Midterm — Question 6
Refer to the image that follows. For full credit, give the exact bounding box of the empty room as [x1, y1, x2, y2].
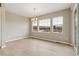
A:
[0, 3, 79, 56]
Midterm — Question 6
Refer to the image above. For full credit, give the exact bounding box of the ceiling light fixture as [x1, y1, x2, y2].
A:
[33, 8, 38, 21]
[31, 8, 38, 22]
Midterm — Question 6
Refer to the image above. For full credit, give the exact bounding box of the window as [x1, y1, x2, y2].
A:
[39, 19, 50, 32]
[32, 18, 38, 32]
[52, 16, 63, 32]
[31, 16, 64, 33]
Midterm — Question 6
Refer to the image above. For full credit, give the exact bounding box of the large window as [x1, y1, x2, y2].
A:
[32, 18, 38, 32]
[31, 16, 63, 33]
[52, 16, 63, 32]
[39, 19, 50, 32]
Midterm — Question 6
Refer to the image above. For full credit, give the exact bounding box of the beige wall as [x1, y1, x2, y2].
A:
[30, 8, 72, 45]
[5, 11, 29, 42]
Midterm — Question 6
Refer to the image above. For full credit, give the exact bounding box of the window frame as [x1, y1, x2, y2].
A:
[31, 16, 64, 34]
[38, 18, 51, 33]
[31, 18, 38, 32]
[52, 16, 64, 33]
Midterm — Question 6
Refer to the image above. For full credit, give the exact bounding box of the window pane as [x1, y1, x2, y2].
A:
[52, 16, 63, 32]
[39, 19, 50, 32]
[53, 17, 58, 25]
[58, 16, 63, 25]
[32, 18, 38, 32]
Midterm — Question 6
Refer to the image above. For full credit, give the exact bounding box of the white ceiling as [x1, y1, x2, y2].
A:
[5, 3, 72, 17]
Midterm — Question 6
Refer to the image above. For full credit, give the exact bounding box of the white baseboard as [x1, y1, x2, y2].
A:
[30, 36, 73, 46]
[0, 45, 6, 48]
[6, 36, 28, 43]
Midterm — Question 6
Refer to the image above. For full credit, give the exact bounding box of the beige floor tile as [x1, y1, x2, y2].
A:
[0, 38, 75, 56]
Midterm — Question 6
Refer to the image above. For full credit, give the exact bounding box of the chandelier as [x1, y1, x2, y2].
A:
[33, 8, 38, 21]
[31, 8, 38, 22]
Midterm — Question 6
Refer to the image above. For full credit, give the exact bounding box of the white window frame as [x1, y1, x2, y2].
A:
[31, 16, 64, 34]
[31, 18, 38, 32]
[52, 16, 64, 33]
[38, 18, 51, 33]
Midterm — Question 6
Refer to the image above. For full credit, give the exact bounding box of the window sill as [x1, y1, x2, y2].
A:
[32, 31, 51, 33]
[51, 32, 63, 34]
[32, 31, 63, 34]
[38, 32, 51, 33]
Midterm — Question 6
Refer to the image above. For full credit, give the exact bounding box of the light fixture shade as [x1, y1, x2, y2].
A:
[33, 8, 38, 21]
[35, 17, 38, 20]
[31, 17, 38, 22]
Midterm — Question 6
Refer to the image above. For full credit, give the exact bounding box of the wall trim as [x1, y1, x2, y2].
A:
[30, 36, 73, 46]
[0, 45, 6, 48]
[6, 36, 28, 43]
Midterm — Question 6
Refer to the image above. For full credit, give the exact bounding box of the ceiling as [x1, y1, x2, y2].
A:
[5, 3, 72, 17]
